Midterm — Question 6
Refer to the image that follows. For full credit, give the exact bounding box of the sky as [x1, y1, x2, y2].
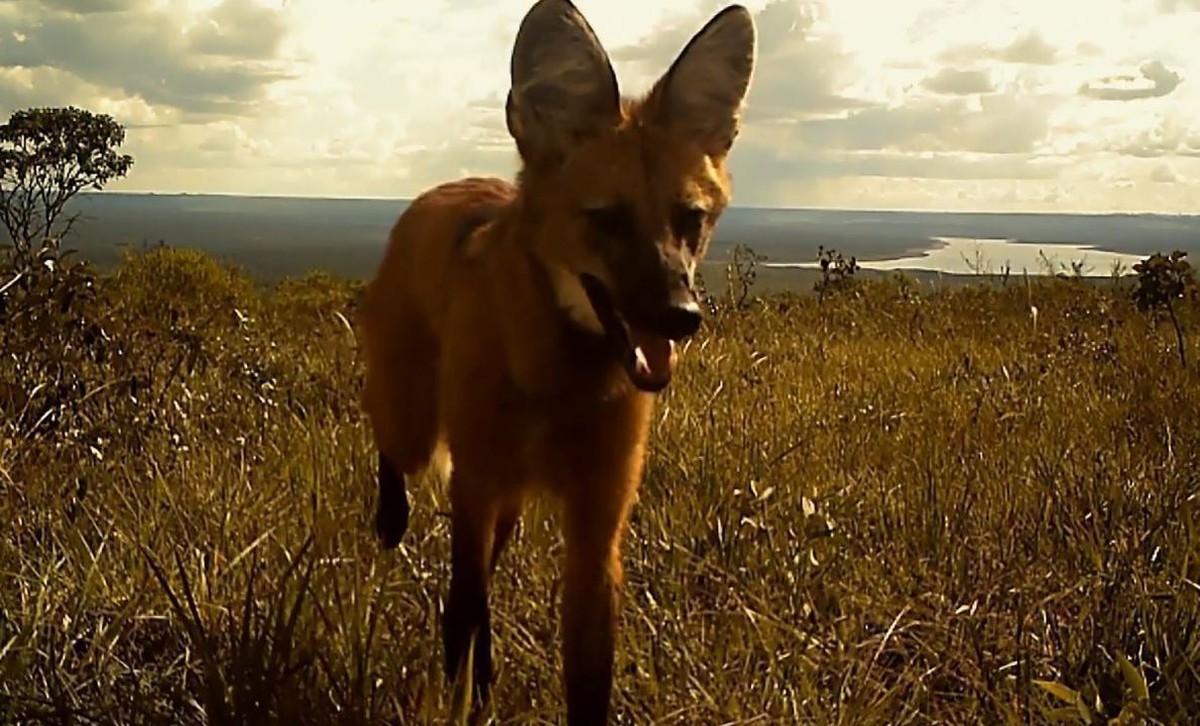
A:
[1, 0, 1198, 213]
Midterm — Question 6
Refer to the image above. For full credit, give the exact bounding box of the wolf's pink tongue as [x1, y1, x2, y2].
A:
[629, 328, 676, 384]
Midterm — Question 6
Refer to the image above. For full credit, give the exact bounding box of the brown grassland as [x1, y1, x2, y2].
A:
[1, 245, 1198, 724]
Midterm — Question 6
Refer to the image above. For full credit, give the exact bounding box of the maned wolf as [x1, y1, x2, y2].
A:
[357, 0, 756, 722]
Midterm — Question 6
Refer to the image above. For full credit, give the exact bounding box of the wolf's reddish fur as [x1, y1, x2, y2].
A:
[357, 1, 756, 723]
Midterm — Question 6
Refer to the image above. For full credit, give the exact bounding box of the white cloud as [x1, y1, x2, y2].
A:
[1159, 0, 1200, 12]
[922, 68, 996, 95]
[940, 29, 1059, 67]
[1150, 164, 1179, 182]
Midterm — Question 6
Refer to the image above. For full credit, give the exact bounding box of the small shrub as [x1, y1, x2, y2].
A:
[814, 244, 860, 302]
[1132, 250, 1198, 367]
[723, 242, 767, 311]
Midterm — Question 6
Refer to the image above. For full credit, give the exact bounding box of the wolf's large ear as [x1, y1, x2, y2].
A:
[506, 0, 621, 165]
[646, 5, 756, 158]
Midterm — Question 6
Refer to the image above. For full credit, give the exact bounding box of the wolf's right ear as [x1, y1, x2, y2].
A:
[506, 0, 621, 165]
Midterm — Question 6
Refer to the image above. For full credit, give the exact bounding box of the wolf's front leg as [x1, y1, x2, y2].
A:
[560, 487, 634, 726]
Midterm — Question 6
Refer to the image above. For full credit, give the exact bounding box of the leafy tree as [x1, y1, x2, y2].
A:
[0, 106, 134, 258]
[1, 108, 134, 421]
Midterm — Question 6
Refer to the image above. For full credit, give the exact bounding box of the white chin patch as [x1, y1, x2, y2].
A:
[548, 264, 605, 334]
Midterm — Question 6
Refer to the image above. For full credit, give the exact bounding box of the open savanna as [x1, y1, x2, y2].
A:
[1, 245, 1197, 725]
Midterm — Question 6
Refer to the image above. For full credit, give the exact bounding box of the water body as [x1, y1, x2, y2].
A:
[35, 192, 1200, 282]
[765, 236, 1149, 278]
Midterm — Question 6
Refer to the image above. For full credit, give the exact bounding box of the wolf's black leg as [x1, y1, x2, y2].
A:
[375, 452, 410, 549]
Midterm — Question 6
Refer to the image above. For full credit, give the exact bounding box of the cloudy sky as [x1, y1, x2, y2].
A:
[1, 0, 1198, 212]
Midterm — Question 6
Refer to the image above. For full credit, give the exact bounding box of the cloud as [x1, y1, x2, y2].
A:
[941, 29, 1059, 67]
[0, 0, 297, 117]
[798, 92, 1055, 155]
[722, 128, 1068, 208]
[760, 149, 1062, 182]
[1150, 164, 1179, 182]
[0, 66, 175, 127]
[197, 121, 260, 156]
[998, 30, 1059, 65]
[187, 1, 290, 58]
[1047, 105, 1200, 163]
[1158, 0, 1200, 11]
[1079, 60, 1184, 100]
[37, 0, 150, 13]
[0, 65, 96, 111]
[613, 3, 1062, 161]
[921, 68, 995, 95]
[609, 0, 869, 122]
[1116, 117, 1200, 157]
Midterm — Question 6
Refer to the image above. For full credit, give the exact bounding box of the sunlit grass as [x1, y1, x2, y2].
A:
[1, 246, 1197, 724]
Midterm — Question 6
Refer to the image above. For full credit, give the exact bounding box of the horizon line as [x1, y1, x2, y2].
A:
[86, 189, 1200, 219]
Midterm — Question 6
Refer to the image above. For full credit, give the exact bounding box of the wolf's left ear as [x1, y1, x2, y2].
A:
[647, 5, 756, 158]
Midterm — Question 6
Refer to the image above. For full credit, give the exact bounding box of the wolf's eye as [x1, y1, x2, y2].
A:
[671, 203, 706, 249]
[582, 203, 635, 239]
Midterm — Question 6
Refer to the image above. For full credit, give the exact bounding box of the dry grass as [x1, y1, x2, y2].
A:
[1, 246, 1197, 724]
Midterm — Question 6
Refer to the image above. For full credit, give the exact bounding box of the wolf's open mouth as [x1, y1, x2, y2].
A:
[578, 273, 678, 393]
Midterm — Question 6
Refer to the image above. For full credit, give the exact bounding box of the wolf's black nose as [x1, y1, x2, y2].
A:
[658, 300, 702, 340]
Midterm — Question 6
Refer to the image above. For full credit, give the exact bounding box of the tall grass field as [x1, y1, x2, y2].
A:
[2, 245, 1197, 724]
